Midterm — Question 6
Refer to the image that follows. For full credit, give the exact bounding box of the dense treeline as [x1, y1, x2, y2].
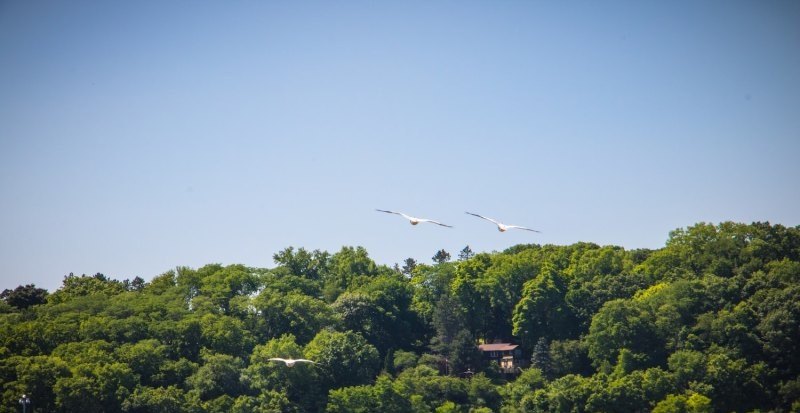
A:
[1, 221, 798, 412]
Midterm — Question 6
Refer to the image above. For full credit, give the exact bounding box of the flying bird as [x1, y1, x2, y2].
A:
[268, 358, 316, 367]
[465, 212, 540, 233]
[376, 209, 453, 228]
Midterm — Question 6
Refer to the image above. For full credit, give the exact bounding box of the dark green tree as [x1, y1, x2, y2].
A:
[531, 337, 552, 379]
[401, 258, 418, 276]
[448, 329, 483, 376]
[432, 249, 451, 264]
[121, 386, 193, 413]
[1, 284, 48, 309]
[431, 294, 466, 355]
[458, 245, 475, 261]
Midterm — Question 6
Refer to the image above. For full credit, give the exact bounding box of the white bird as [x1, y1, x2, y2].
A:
[376, 209, 453, 228]
[268, 358, 316, 367]
[465, 212, 540, 233]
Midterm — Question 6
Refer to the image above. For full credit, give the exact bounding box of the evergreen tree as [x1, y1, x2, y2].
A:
[431, 294, 466, 354]
[458, 245, 475, 261]
[432, 249, 451, 264]
[531, 337, 552, 379]
[402, 258, 418, 276]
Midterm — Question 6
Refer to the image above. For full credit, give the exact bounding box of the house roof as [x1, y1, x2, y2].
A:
[478, 343, 519, 352]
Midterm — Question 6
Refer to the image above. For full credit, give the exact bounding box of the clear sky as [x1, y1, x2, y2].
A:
[1, 1, 799, 292]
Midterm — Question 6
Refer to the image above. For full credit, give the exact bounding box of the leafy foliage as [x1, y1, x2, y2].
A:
[1, 284, 48, 309]
[1, 222, 798, 412]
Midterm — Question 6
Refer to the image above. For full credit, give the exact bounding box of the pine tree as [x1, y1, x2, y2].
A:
[401, 258, 417, 276]
[432, 249, 451, 264]
[531, 337, 552, 379]
[458, 245, 475, 261]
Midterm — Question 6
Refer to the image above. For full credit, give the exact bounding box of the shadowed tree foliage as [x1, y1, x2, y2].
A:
[1, 284, 48, 309]
[458, 246, 475, 261]
[432, 250, 451, 264]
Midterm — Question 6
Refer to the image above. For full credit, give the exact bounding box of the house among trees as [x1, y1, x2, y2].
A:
[478, 342, 523, 373]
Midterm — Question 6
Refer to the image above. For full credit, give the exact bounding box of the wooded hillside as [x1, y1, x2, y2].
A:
[1, 222, 798, 412]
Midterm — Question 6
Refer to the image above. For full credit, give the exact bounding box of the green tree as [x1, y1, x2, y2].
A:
[323, 246, 382, 302]
[502, 368, 546, 407]
[667, 350, 706, 388]
[402, 258, 418, 277]
[549, 339, 592, 377]
[199, 313, 255, 357]
[531, 337, 552, 379]
[458, 246, 475, 261]
[202, 395, 235, 413]
[409, 261, 456, 324]
[468, 373, 502, 411]
[304, 330, 380, 389]
[702, 351, 772, 413]
[0, 355, 70, 413]
[185, 352, 245, 400]
[451, 254, 492, 338]
[253, 291, 335, 344]
[431, 294, 466, 356]
[51, 340, 116, 365]
[448, 329, 482, 376]
[121, 385, 192, 413]
[1, 284, 48, 309]
[585, 299, 662, 369]
[334, 276, 423, 355]
[432, 250, 451, 264]
[115, 339, 169, 386]
[151, 358, 198, 388]
[479, 249, 544, 341]
[652, 392, 712, 413]
[273, 247, 331, 280]
[512, 264, 575, 347]
[326, 375, 411, 413]
[528, 373, 601, 413]
[198, 264, 261, 314]
[231, 392, 297, 413]
[393, 366, 470, 408]
[241, 334, 314, 409]
[750, 265, 800, 376]
[54, 362, 137, 413]
[393, 350, 419, 374]
[48, 273, 126, 304]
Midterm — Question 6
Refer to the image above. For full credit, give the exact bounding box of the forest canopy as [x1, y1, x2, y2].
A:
[1, 221, 799, 412]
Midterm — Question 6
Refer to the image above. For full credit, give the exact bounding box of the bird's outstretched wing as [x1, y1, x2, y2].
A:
[376, 209, 414, 220]
[506, 225, 541, 233]
[378, 209, 449, 226]
[294, 359, 316, 364]
[268, 358, 287, 363]
[419, 219, 453, 228]
[465, 212, 501, 225]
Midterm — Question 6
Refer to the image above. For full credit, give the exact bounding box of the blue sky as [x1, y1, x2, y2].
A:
[1, 1, 799, 292]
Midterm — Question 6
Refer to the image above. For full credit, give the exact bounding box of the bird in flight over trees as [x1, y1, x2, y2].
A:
[268, 358, 316, 367]
[465, 212, 540, 233]
[376, 209, 453, 228]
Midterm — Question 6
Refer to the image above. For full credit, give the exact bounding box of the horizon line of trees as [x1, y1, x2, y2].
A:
[1, 221, 798, 412]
